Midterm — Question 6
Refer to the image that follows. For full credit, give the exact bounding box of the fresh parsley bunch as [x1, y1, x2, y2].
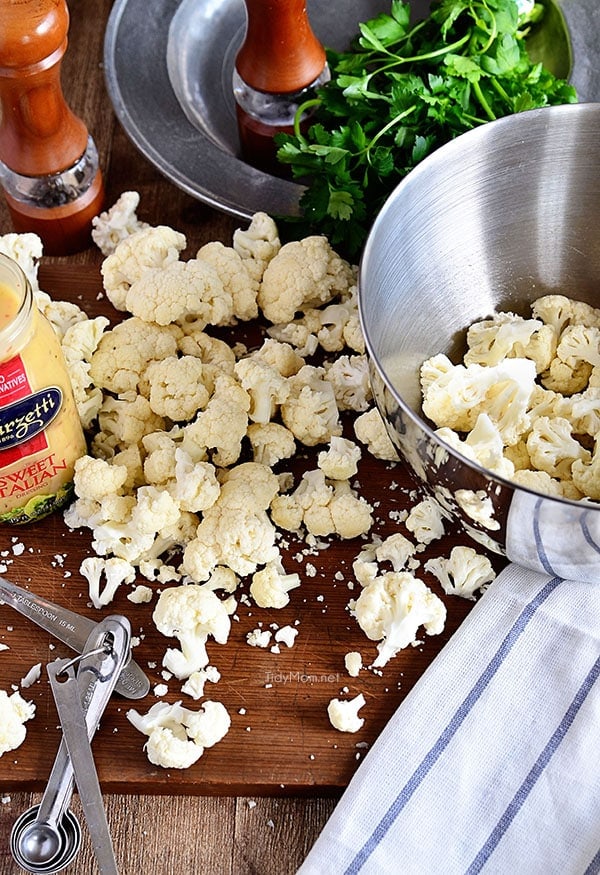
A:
[275, 0, 577, 257]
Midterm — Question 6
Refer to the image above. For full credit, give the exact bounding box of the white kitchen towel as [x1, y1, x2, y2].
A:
[298, 563, 600, 874]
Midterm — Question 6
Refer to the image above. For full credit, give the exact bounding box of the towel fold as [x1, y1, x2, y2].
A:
[298, 563, 600, 874]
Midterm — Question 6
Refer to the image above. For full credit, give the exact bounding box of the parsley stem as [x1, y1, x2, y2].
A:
[292, 98, 322, 140]
[473, 80, 496, 121]
[363, 105, 418, 158]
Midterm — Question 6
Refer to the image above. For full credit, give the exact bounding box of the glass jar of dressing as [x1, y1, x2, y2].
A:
[0, 253, 86, 523]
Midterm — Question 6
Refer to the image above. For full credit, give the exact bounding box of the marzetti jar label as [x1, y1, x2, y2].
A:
[0, 386, 62, 450]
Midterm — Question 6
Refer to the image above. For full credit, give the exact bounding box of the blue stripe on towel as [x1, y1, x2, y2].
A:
[532, 497, 555, 576]
[466, 654, 600, 874]
[583, 846, 600, 875]
[344, 575, 564, 874]
[580, 510, 600, 557]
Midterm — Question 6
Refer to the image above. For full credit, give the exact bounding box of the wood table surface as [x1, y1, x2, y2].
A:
[0, 2, 500, 872]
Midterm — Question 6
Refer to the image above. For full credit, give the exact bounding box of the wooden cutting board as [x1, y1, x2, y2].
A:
[0, 264, 498, 796]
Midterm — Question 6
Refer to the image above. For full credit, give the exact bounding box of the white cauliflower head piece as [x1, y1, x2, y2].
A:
[258, 236, 354, 324]
[152, 584, 231, 679]
[0, 690, 36, 757]
[351, 572, 446, 668]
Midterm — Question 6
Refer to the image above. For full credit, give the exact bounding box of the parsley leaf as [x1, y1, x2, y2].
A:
[276, 0, 577, 258]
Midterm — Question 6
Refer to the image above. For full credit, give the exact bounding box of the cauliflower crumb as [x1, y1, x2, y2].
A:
[344, 651, 363, 677]
[274, 625, 298, 648]
[246, 628, 272, 648]
[20, 663, 42, 689]
[127, 584, 153, 604]
[327, 693, 366, 733]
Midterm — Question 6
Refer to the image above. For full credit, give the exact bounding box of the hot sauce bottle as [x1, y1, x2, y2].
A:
[0, 253, 86, 524]
[233, 0, 330, 174]
[0, 0, 105, 255]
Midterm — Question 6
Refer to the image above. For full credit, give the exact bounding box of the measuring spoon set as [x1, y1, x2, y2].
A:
[0, 576, 151, 874]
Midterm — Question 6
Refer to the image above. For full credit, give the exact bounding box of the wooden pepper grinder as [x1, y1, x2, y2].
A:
[0, 0, 105, 255]
[233, 0, 330, 174]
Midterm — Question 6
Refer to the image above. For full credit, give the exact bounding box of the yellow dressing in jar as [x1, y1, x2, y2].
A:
[0, 253, 87, 524]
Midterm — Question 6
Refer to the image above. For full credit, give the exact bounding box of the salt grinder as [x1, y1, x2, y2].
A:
[0, 0, 105, 255]
[233, 0, 330, 174]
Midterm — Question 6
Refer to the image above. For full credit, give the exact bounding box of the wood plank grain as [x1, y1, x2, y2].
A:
[0, 265, 499, 798]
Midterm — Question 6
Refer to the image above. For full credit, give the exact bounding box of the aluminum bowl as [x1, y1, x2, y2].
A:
[359, 103, 600, 578]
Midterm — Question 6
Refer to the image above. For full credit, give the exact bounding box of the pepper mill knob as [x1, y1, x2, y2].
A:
[233, 0, 330, 174]
[0, 0, 105, 255]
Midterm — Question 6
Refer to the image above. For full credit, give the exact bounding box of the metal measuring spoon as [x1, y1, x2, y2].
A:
[10, 616, 130, 874]
[0, 575, 149, 699]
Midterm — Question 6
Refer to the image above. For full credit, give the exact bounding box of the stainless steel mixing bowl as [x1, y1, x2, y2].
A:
[359, 103, 600, 578]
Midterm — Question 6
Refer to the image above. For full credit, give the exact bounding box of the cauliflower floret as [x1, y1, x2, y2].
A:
[526, 416, 590, 480]
[324, 354, 372, 412]
[541, 358, 592, 395]
[176, 327, 236, 383]
[37, 297, 87, 340]
[247, 422, 296, 467]
[184, 374, 250, 467]
[258, 236, 354, 324]
[267, 314, 320, 358]
[571, 442, 600, 501]
[0, 689, 36, 757]
[182, 464, 280, 579]
[152, 584, 231, 679]
[61, 316, 109, 427]
[234, 357, 290, 424]
[422, 357, 536, 446]
[316, 290, 364, 354]
[145, 726, 203, 769]
[74, 455, 129, 502]
[125, 258, 233, 328]
[280, 365, 342, 446]
[532, 294, 600, 334]
[353, 407, 399, 462]
[249, 559, 301, 608]
[101, 225, 186, 310]
[182, 700, 231, 748]
[425, 545, 496, 600]
[271, 468, 373, 539]
[95, 395, 165, 454]
[90, 317, 180, 396]
[127, 700, 202, 769]
[232, 211, 281, 283]
[567, 387, 600, 437]
[351, 571, 446, 668]
[510, 468, 572, 497]
[327, 693, 366, 733]
[554, 323, 600, 371]
[145, 355, 210, 421]
[79, 555, 136, 608]
[317, 436, 361, 481]
[169, 450, 220, 513]
[375, 532, 417, 571]
[405, 496, 446, 545]
[436, 413, 516, 479]
[0, 232, 43, 292]
[181, 665, 221, 700]
[91, 191, 150, 256]
[196, 240, 258, 322]
[249, 338, 305, 377]
[464, 311, 556, 373]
